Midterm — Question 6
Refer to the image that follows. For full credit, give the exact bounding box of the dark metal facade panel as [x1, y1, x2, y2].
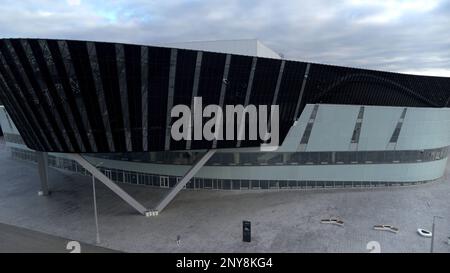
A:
[1, 38, 450, 153]
[123, 44, 143, 151]
[47, 40, 92, 151]
[236, 57, 257, 148]
[0, 73, 41, 149]
[164, 48, 178, 150]
[191, 51, 226, 150]
[24, 39, 75, 152]
[0, 41, 54, 150]
[59, 40, 97, 152]
[212, 54, 231, 149]
[141, 46, 149, 151]
[242, 57, 281, 148]
[86, 41, 114, 152]
[39, 40, 85, 152]
[115, 43, 132, 151]
[8, 39, 66, 151]
[283, 61, 308, 139]
[185, 51, 203, 150]
[147, 46, 171, 151]
[66, 40, 109, 151]
[169, 49, 197, 150]
[217, 54, 253, 149]
[94, 42, 126, 151]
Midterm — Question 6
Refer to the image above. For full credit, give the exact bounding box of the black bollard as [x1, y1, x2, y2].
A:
[243, 220, 251, 242]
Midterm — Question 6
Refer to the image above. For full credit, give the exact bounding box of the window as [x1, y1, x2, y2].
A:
[194, 177, 203, 189]
[260, 180, 269, 189]
[222, 180, 231, 190]
[289, 180, 298, 188]
[319, 152, 331, 164]
[279, 180, 288, 188]
[251, 180, 260, 189]
[269, 180, 279, 189]
[116, 171, 124, 182]
[335, 152, 348, 164]
[204, 179, 212, 189]
[186, 180, 194, 189]
[240, 180, 249, 189]
[298, 181, 307, 188]
[159, 176, 169, 188]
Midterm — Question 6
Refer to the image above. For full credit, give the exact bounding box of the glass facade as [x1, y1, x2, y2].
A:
[88, 147, 448, 166]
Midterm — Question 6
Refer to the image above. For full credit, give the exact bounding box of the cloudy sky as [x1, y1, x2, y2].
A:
[1, 0, 449, 76]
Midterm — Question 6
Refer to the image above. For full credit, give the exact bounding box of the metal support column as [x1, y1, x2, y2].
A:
[154, 150, 216, 213]
[36, 151, 49, 196]
[68, 154, 150, 216]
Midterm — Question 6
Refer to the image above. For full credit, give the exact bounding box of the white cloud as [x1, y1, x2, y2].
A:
[349, 0, 441, 24]
[67, 0, 81, 6]
[0, 0, 449, 77]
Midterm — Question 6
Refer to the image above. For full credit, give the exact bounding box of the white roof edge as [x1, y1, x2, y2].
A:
[162, 38, 259, 45]
[160, 39, 281, 59]
[256, 40, 282, 59]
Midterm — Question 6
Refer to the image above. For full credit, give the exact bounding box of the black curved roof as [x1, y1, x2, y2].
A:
[0, 38, 449, 153]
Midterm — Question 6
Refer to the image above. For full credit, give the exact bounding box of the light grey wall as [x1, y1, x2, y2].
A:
[0, 106, 19, 135]
[285, 104, 450, 152]
[359, 106, 401, 150]
[396, 107, 450, 150]
[161, 39, 281, 59]
[305, 104, 358, 151]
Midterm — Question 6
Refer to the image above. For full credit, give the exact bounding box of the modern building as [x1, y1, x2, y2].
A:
[0, 38, 449, 215]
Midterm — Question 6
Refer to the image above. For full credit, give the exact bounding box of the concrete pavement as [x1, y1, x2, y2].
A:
[0, 222, 117, 253]
[0, 146, 449, 252]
